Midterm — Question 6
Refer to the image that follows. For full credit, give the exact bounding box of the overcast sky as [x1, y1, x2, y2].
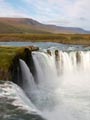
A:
[0, 0, 90, 30]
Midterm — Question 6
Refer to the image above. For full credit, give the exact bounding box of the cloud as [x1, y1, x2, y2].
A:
[23, 0, 66, 21]
[0, 0, 29, 17]
[64, 0, 90, 29]
[21, 0, 90, 29]
[46, 18, 71, 26]
[0, 0, 90, 30]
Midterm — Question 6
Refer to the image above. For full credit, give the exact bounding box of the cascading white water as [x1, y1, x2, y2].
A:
[19, 50, 90, 120]
[19, 59, 37, 101]
[31, 50, 90, 120]
[0, 81, 38, 113]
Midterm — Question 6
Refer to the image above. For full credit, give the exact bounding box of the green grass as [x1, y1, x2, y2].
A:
[0, 47, 23, 80]
[0, 47, 24, 70]
[0, 33, 90, 45]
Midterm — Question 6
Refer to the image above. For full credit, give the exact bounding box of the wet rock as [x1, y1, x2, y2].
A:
[55, 50, 60, 61]
[10, 47, 38, 85]
[47, 50, 51, 56]
[55, 50, 60, 75]
[76, 51, 81, 64]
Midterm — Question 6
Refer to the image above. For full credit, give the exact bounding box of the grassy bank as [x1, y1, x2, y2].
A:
[0, 46, 38, 80]
[0, 34, 90, 45]
[0, 47, 22, 80]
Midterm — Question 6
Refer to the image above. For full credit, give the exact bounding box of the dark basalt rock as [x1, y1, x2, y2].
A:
[55, 50, 60, 61]
[10, 54, 22, 86]
[10, 46, 38, 86]
[47, 50, 51, 56]
[55, 50, 60, 75]
[76, 51, 81, 64]
[0, 69, 10, 81]
[23, 48, 37, 83]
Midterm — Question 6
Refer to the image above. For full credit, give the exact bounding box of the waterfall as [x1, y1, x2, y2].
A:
[32, 50, 90, 120]
[0, 81, 46, 120]
[19, 50, 90, 120]
[32, 50, 90, 80]
[19, 59, 37, 101]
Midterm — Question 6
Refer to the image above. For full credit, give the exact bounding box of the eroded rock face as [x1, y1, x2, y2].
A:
[10, 55, 22, 85]
[23, 48, 37, 83]
[10, 46, 38, 85]
[55, 50, 60, 75]
[0, 46, 39, 81]
[55, 50, 60, 61]
[47, 50, 51, 56]
[0, 69, 10, 80]
[76, 51, 81, 64]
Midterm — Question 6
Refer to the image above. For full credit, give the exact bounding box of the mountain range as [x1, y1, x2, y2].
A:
[0, 17, 90, 34]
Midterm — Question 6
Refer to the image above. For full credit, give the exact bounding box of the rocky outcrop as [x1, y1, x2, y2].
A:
[47, 50, 51, 56]
[76, 51, 81, 64]
[0, 46, 39, 81]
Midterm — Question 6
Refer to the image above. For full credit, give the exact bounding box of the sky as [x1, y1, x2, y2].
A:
[0, 0, 90, 30]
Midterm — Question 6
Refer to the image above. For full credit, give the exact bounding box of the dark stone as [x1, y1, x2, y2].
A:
[55, 50, 60, 61]
[55, 50, 60, 75]
[23, 48, 37, 83]
[47, 50, 51, 56]
[10, 47, 38, 85]
[10, 55, 23, 86]
[0, 69, 10, 81]
[76, 51, 81, 64]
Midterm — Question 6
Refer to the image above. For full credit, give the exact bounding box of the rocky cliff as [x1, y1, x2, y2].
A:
[0, 46, 39, 81]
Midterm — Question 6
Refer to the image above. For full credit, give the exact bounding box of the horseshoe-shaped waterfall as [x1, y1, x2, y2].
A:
[18, 49, 90, 120]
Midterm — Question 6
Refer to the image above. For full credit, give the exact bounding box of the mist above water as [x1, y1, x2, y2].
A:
[19, 50, 90, 120]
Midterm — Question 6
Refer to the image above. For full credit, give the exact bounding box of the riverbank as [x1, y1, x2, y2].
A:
[0, 34, 90, 45]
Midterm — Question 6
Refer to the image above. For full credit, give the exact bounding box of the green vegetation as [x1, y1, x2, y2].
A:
[0, 47, 23, 69]
[0, 33, 90, 45]
[0, 46, 38, 80]
[0, 46, 24, 80]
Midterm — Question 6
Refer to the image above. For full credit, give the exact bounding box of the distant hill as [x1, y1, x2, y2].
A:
[0, 17, 89, 34]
